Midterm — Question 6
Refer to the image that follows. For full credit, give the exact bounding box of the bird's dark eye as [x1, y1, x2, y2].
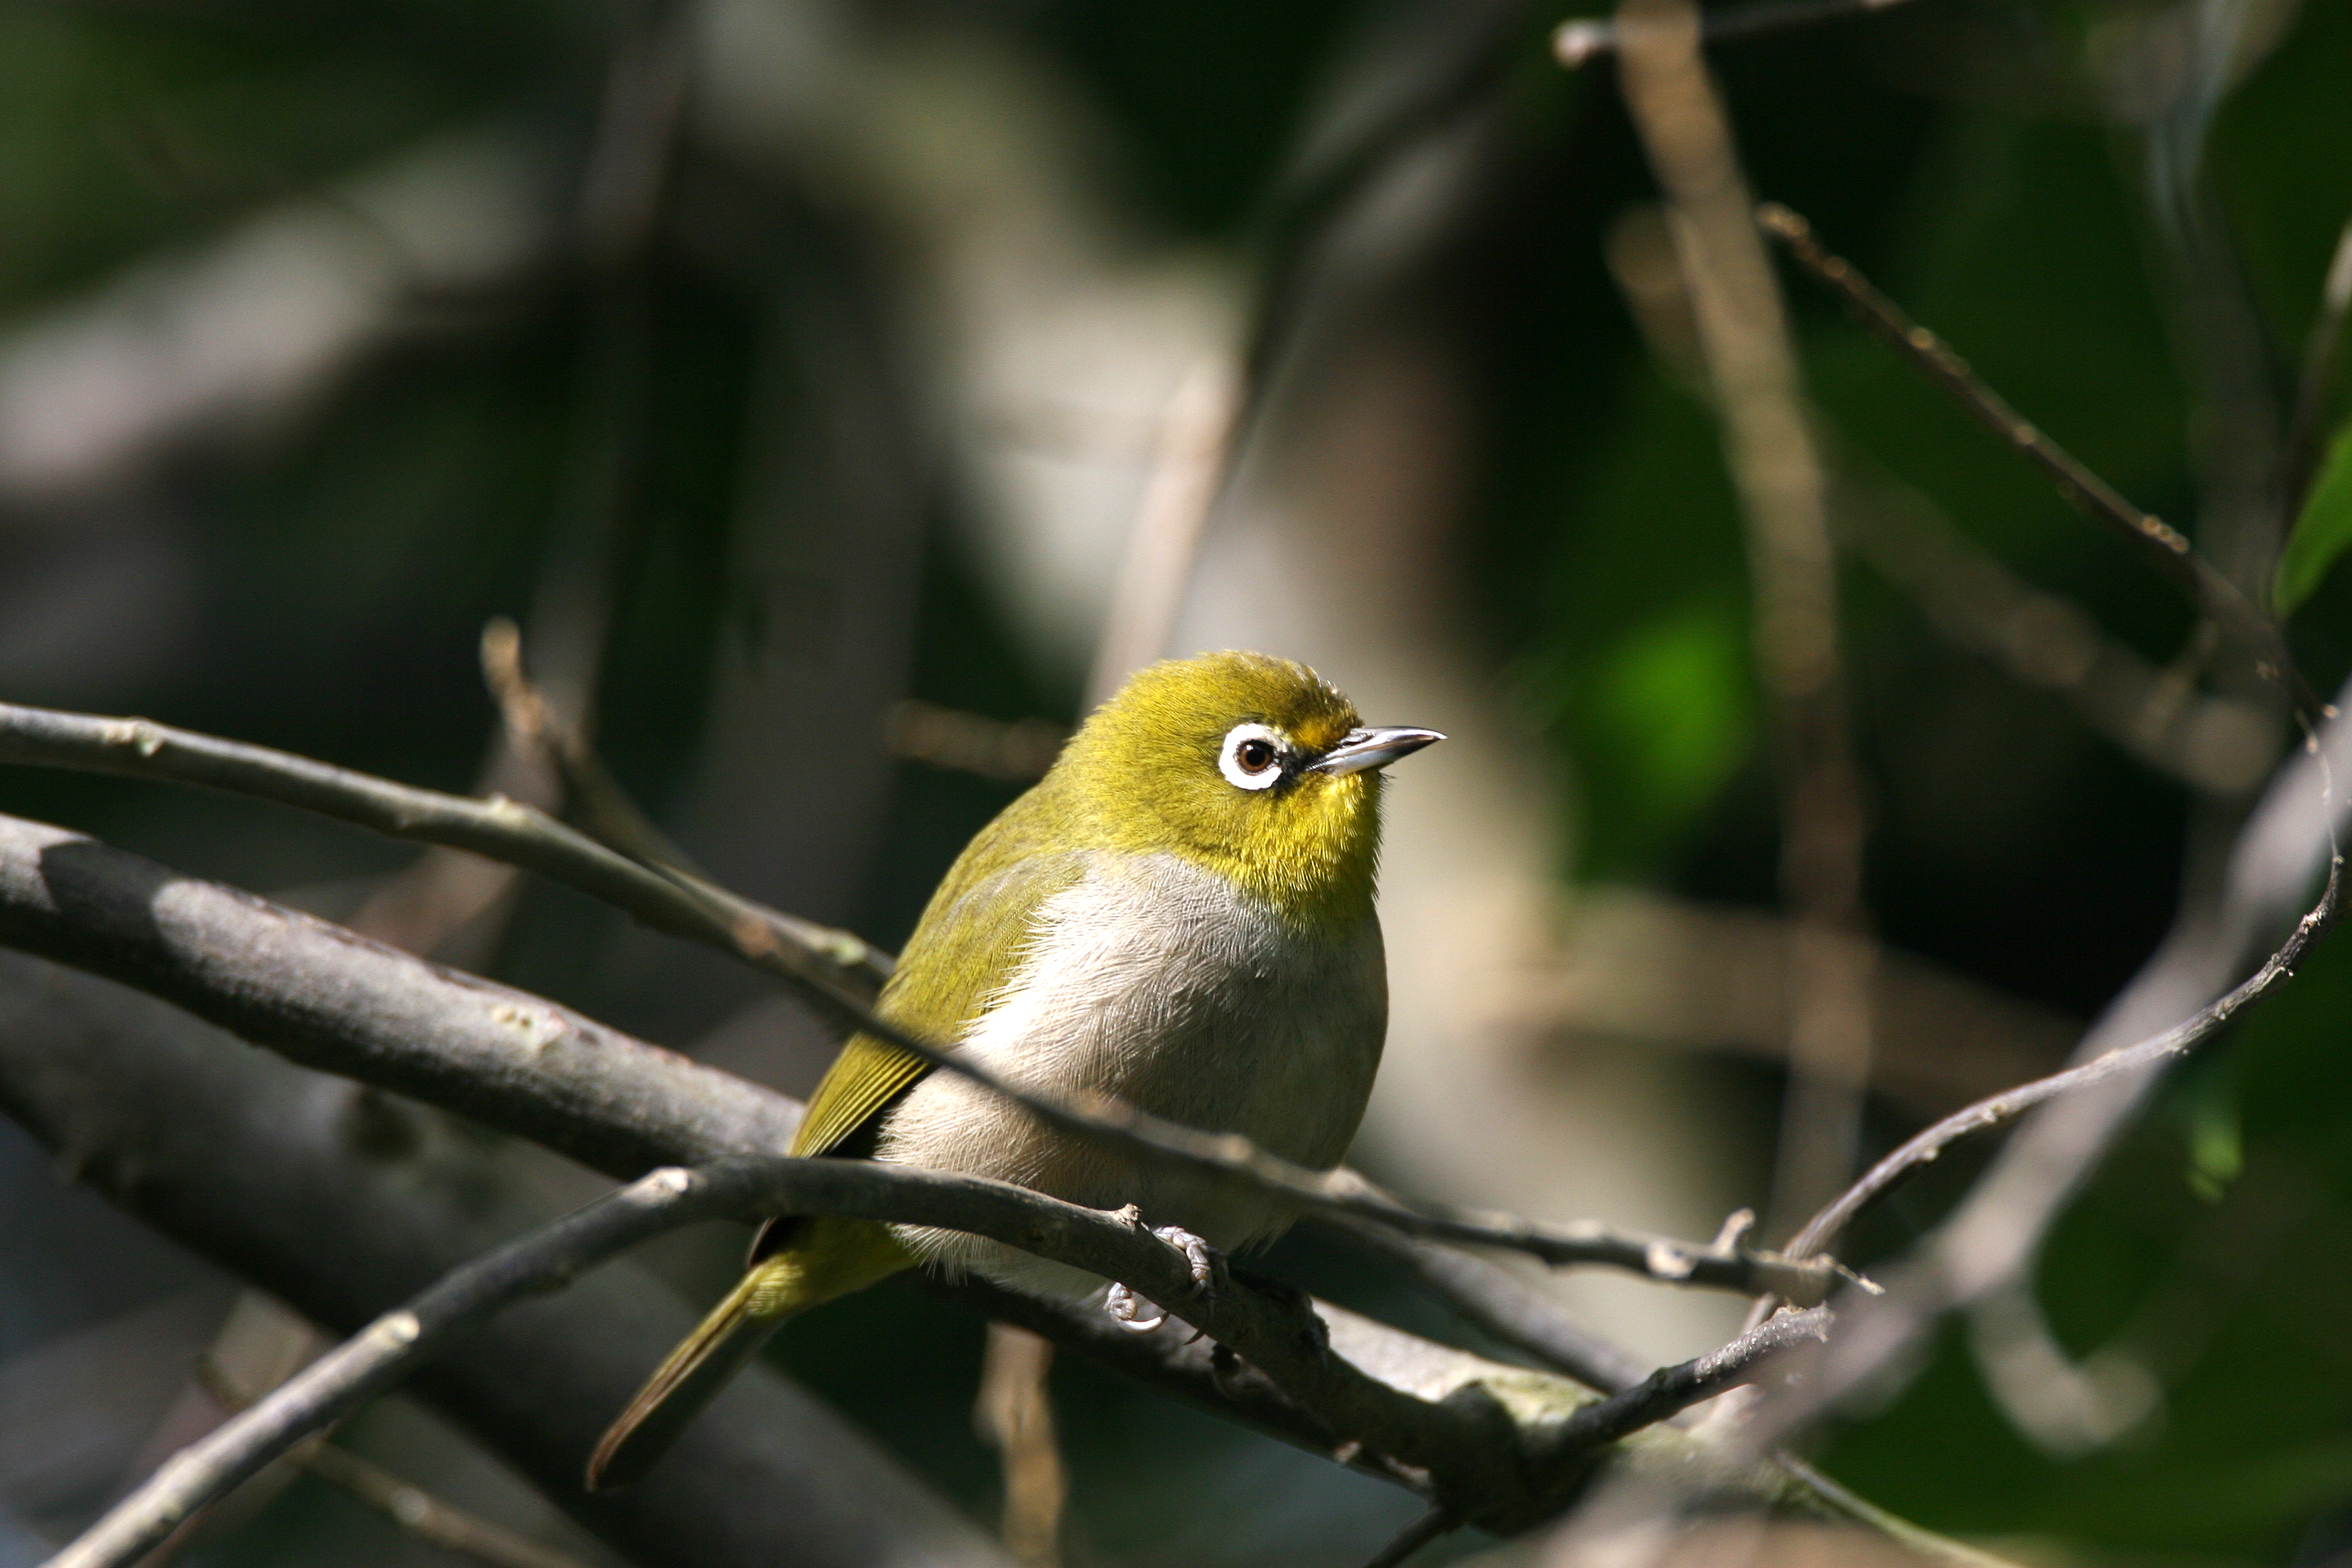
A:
[1218, 724, 1288, 791]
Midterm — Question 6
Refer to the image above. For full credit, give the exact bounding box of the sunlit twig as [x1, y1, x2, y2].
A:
[1757, 202, 2324, 722]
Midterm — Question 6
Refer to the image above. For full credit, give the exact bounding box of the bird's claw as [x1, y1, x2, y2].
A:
[1150, 1224, 1222, 1298]
[1101, 1218, 1224, 1334]
[1104, 1280, 1166, 1333]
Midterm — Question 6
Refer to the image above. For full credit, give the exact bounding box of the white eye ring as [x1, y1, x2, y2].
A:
[1218, 723, 1287, 791]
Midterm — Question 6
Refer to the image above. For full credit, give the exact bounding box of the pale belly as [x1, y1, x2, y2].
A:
[872, 850, 1386, 1296]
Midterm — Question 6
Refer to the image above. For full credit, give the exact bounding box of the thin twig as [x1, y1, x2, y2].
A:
[480, 618, 703, 876]
[44, 1163, 741, 1568]
[1538, 1307, 1832, 1455]
[1356, 1505, 1457, 1568]
[1554, 0, 1920, 68]
[1757, 203, 2323, 722]
[1832, 460, 2278, 795]
[1784, 844, 2341, 1261]
[0, 701, 890, 994]
[0, 718, 1838, 1301]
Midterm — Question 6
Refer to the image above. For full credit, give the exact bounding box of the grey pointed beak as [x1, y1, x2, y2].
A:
[1306, 726, 1446, 777]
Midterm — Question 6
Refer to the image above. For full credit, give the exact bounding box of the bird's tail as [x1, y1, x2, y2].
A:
[586, 1216, 911, 1490]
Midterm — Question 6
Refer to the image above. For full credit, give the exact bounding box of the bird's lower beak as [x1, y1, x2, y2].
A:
[1306, 726, 1446, 777]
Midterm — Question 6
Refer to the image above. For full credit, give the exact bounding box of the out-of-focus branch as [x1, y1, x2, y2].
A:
[1752, 684, 2352, 1449]
[975, 1324, 1066, 1568]
[1608, 199, 2277, 797]
[1834, 464, 2278, 795]
[884, 701, 1066, 785]
[1615, 0, 1875, 1234]
[1553, 0, 1922, 68]
[0, 132, 554, 501]
[1759, 203, 2320, 721]
[0, 709, 1834, 1297]
[1086, 358, 1238, 706]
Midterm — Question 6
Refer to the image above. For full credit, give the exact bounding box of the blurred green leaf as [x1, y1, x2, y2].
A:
[1589, 597, 1755, 836]
[2276, 420, 2352, 613]
[2185, 1080, 2243, 1204]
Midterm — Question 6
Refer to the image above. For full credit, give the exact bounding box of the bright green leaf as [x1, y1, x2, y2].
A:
[2275, 418, 2352, 612]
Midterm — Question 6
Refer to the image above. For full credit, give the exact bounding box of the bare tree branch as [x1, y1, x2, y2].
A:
[0, 947, 1812, 1556]
[1786, 844, 2341, 1263]
[482, 618, 702, 879]
[0, 714, 1839, 1301]
[1745, 679, 2352, 1457]
[46, 1161, 763, 1568]
[1538, 1308, 1830, 1456]
[0, 700, 891, 996]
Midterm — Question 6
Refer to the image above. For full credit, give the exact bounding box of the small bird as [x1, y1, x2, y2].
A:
[587, 650, 1441, 1489]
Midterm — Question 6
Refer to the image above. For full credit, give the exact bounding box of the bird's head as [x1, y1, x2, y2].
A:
[1049, 651, 1442, 931]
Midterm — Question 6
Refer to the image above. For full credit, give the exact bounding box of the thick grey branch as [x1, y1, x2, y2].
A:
[77, 1148, 1639, 1568]
[0, 812, 803, 1178]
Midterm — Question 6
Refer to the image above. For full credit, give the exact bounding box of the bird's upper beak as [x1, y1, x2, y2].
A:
[1305, 726, 1446, 777]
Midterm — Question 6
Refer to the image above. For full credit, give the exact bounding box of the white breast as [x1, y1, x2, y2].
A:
[873, 850, 1385, 1296]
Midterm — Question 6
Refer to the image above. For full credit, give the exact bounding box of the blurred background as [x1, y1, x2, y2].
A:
[1, 0, 2350, 1563]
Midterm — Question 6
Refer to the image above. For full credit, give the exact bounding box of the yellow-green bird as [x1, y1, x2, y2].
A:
[587, 650, 1441, 1489]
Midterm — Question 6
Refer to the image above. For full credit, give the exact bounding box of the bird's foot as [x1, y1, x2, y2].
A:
[1101, 1211, 1224, 1334]
[1150, 1224, 1222, 1299]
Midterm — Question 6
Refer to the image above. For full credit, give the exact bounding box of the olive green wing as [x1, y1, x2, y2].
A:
[787, 789, 1088, 1160]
